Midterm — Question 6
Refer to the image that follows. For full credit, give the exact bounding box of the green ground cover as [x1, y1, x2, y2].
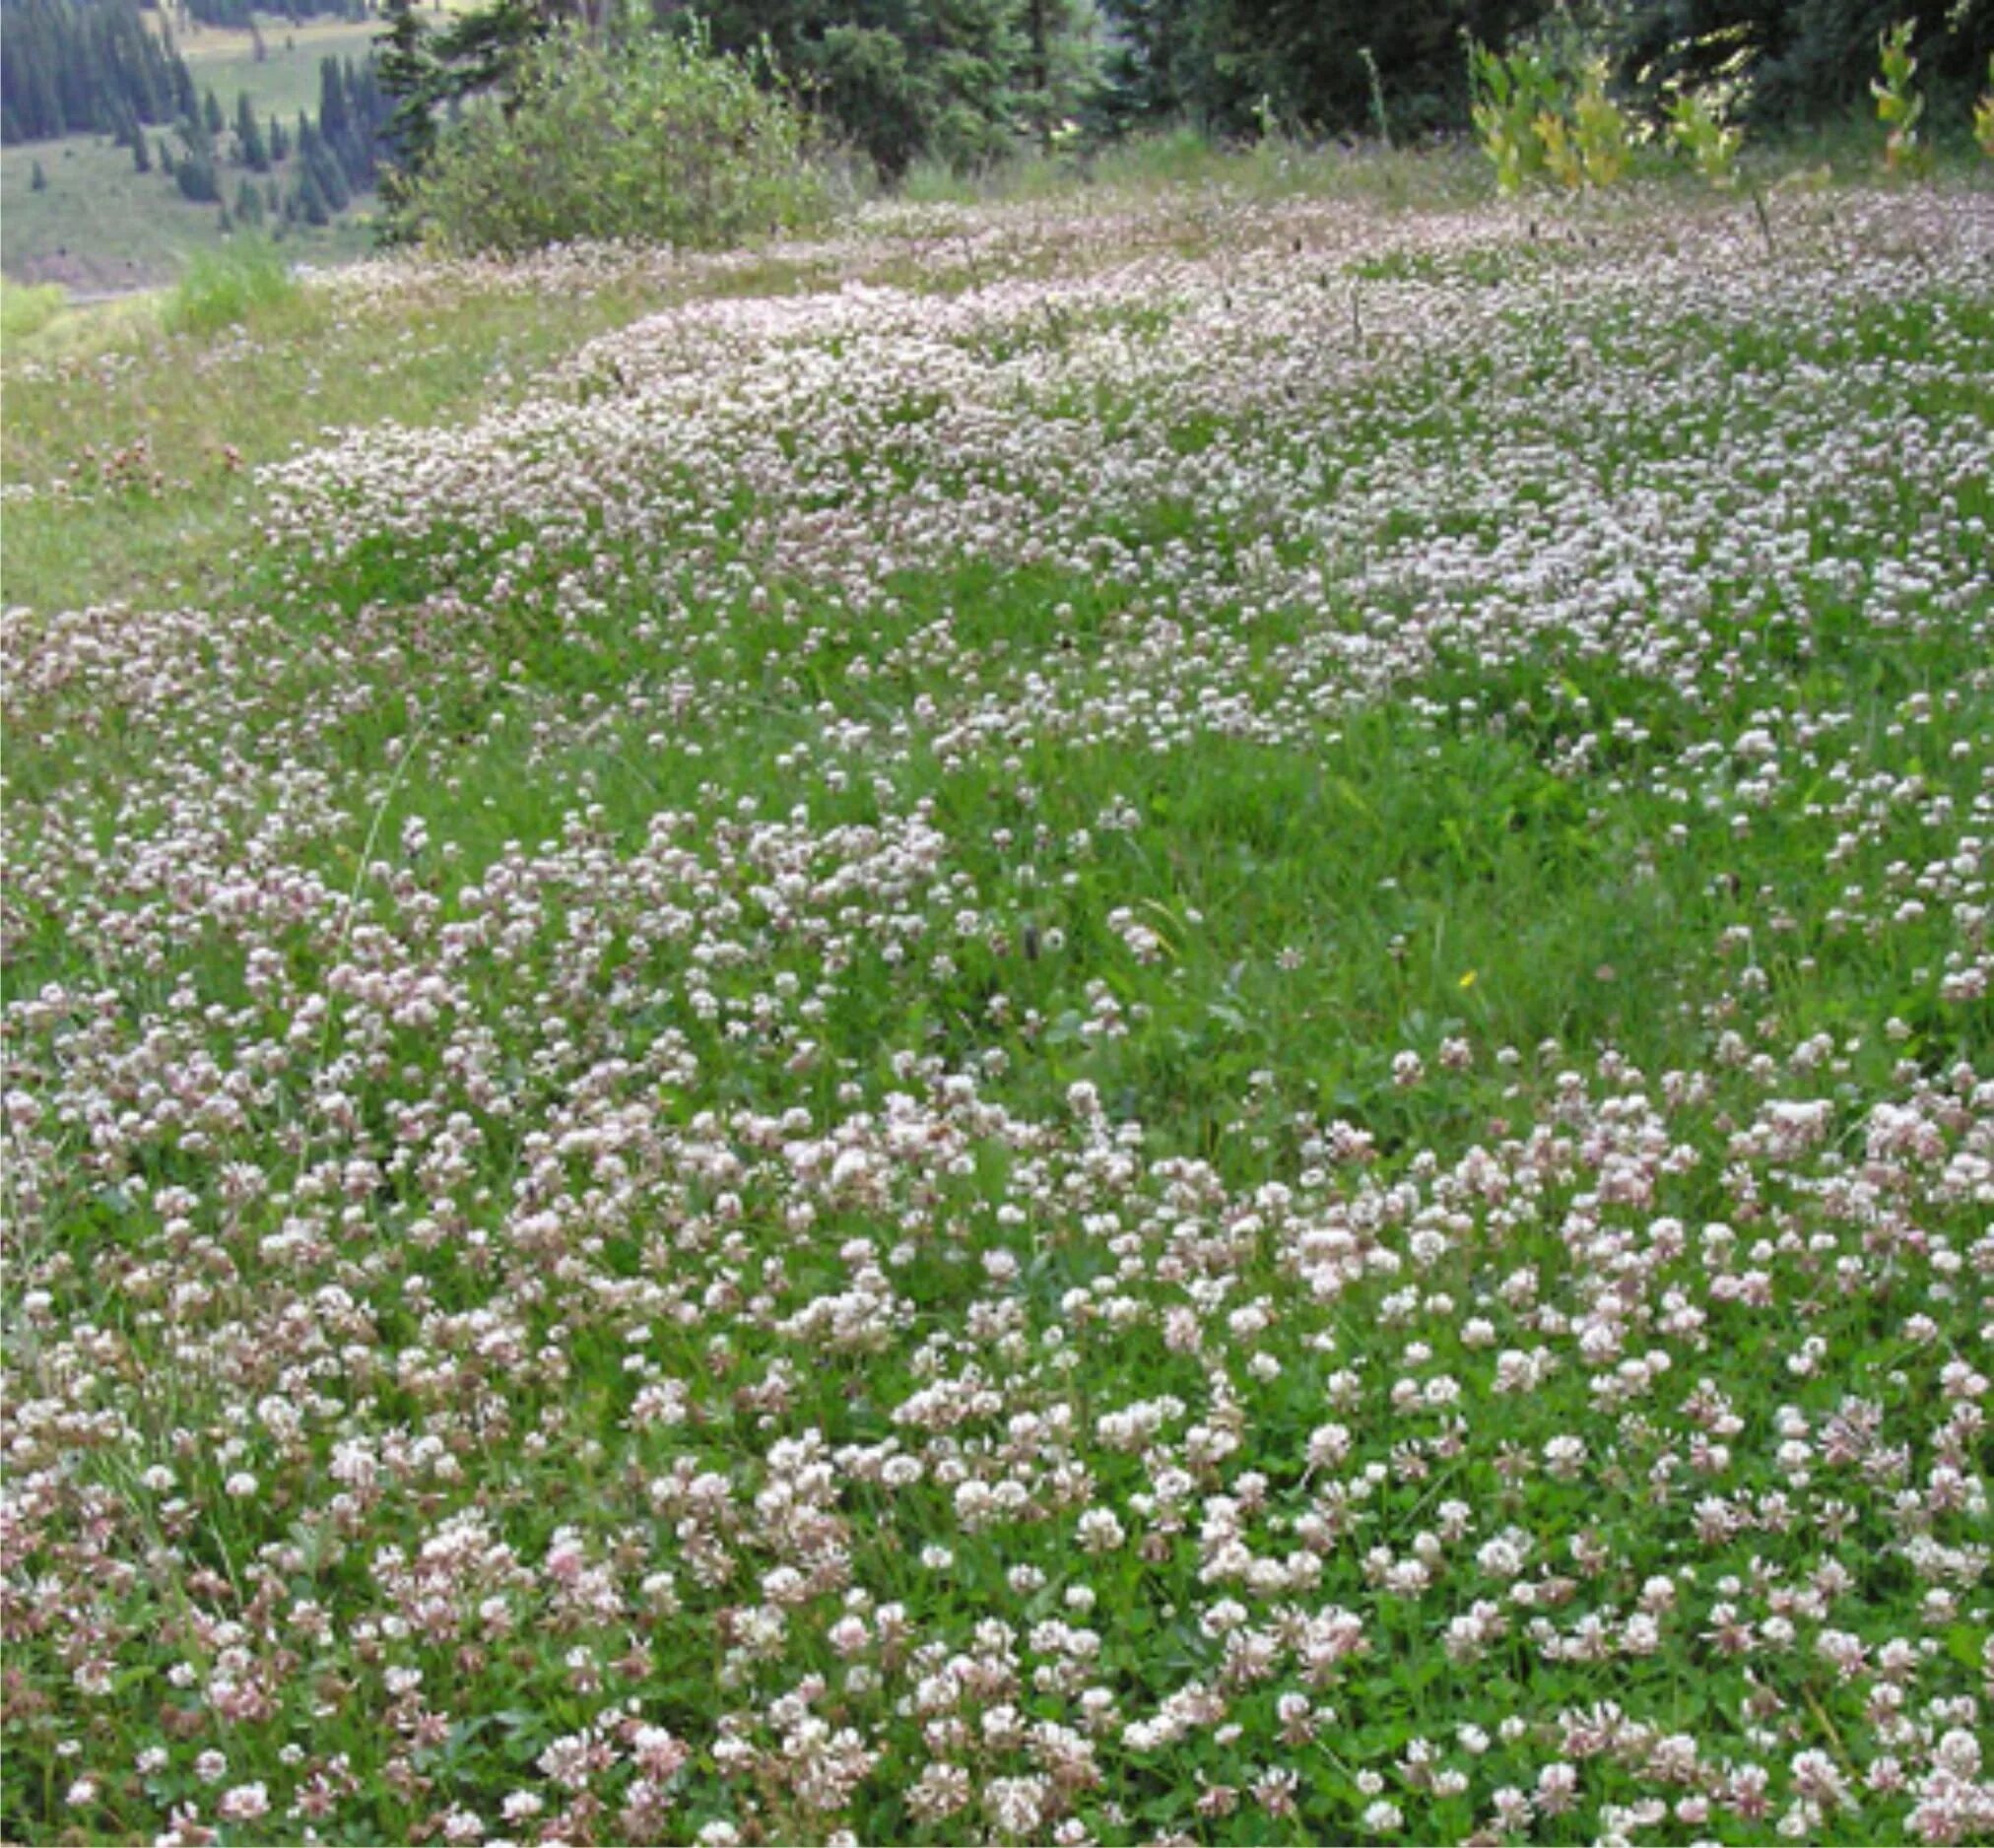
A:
[3, 172, 1991, 1845]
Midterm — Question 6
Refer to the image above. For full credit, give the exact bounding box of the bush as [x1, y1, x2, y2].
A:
[402, 29, 834, 256]
[164, 237, 299, 337]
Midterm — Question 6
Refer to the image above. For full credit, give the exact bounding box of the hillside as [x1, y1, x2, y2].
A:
[4, 171, 1993, 1844]
[0, 10, 388, 289]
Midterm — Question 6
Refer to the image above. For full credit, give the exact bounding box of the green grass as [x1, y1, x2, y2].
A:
[0, 131, 375, 292]
[3, 180, 1990, 1846]
[0, 277, 66, 342]
[160, 234, 299, 335]
[899, 127, 1495, 210]
[0, 245, 836, 612]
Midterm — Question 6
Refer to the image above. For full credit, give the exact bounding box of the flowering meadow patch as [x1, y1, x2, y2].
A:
[4, 184, 1992, 1845]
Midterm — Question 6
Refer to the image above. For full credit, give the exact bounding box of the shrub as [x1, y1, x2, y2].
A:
[1664, 85, 1744, 188]
[1873, 18, 1933, 176]
[1469, 41, 1634, 193]
[164, 237, 299, 337]
[1469, 41, 1559, 192]
[402, 28, 834, 256]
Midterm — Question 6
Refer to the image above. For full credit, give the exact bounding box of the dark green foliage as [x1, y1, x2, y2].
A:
[0, 0, 194, 144]
[675, 0, 1089, 174]
[319, 53, 350, 137]
[817, 26, 929, 177]
[294, 159, 330, 223]
[30, 155, 47, 187]
[374, 0, 1095, 186]
[298, 116, 351, 211]
[1097, 0, 1551, 136]
[175, 145, 220, 201]
[374, 0, 437, 198]
[235, 91, 269, 169]
[1094, 0, 1992, 138]
[202, 86, 225, 137]
[1610, 0, 1993, 119]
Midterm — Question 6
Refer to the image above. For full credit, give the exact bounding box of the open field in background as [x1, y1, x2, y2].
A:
[0, 133, 374, 290]
[0, 11, 386, 288]
[4, 171, 1993, 1845]
[173, 12, 409, 117]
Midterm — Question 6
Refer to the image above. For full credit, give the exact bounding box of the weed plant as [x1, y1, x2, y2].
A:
[161, 238, 302, 338]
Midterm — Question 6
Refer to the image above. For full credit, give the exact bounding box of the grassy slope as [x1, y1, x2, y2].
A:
[0, 13, 383, 289]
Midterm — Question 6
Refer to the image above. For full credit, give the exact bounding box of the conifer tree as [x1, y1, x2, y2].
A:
[295, 161, 330, 223]
[236, 92, 269, 168]
[319, 55, 350, 138]
[299, 116, 351, 209]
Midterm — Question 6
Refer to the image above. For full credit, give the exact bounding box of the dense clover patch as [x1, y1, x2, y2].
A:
[3, 187, 1992, 1845]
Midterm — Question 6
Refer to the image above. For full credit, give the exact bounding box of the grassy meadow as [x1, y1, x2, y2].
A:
[0, 12, 384, 290]
[3, 163, 1993, 1845]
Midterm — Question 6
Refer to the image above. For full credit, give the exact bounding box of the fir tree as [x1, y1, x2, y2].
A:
[30, 157, 48, 189]
[375, 0, 439, 182]
[299, 116, 351, 209]
[236, 91, 269, 168]
[295, 161, 330, 223]
[319, 55, 350, 138]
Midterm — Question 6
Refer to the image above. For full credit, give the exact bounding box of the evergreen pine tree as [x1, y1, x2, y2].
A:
[319, 56, 351, 138]
[299, 117, 351, 209]
[203, 87, 225, 136]
[296, 162, 330, 224]
[134, 129, 153, 171]
[31, 158, 48, 190]
[375, 0, 440, 185]
[236, 92, 270, 168]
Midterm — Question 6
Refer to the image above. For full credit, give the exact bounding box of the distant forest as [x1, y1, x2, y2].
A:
[1, 0, 191, 143]
[3, 0, 392, 233]
[1, 0, 371, 146]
